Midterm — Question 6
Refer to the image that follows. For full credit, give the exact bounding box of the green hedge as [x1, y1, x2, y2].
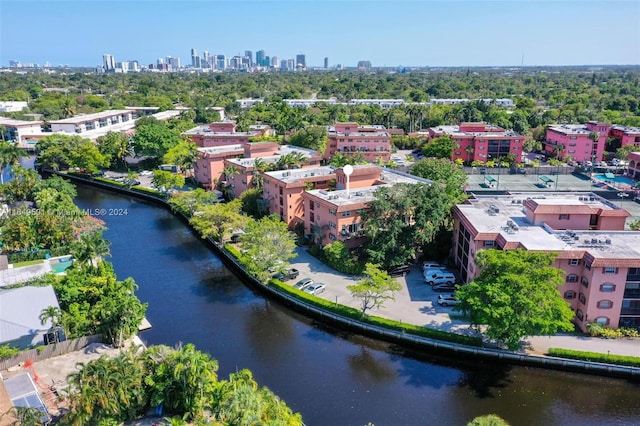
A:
[269, 277, 482, 347]
[547, 348, 640, 368]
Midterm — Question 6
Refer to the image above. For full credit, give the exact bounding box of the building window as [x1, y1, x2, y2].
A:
[569, 259, 580, 266]
[594, 316, 609, 325]
[329, 233, 336, 241]
[576, 309, 584, 321]
[566, 274, 578, 283]
[484, 241, 495, 247]
[342, 211, 351, 217]
[597, 300, 613, 309]
[581, 276, 589, 287]
[585, 262, 592, 271]
[603, 267, 618, 275]
[329, 222, 336, 229]
[564, 290, 576, 300]
[579, 293, 586, 304]
[600, 283, 616, 292]
[329, 209, 336, 216]
[559, 214, 570, 220]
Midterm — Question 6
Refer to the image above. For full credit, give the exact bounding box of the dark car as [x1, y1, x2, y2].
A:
[433, 283, 457, 292]
[386, 264, 411, 277]
[273, 268, 300, 281]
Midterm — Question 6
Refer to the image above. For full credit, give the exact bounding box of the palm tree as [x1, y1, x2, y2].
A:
[465, 145, 475, 164]
[39, 306, 63, 343]
[71, 232, 111, 269]
[0, 141, 28, 184]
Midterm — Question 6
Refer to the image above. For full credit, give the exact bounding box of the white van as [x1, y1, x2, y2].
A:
[424, 272, 456, 286]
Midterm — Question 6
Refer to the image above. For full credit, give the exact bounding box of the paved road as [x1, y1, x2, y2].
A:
[288, 247, 640, 356]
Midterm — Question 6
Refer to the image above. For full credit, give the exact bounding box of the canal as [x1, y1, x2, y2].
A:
[73, 185, 640, 426]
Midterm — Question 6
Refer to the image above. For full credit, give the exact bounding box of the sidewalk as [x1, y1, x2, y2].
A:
[289, 247, 640, 357]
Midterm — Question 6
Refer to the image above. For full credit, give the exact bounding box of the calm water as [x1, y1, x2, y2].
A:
[73, 185, 640, 426]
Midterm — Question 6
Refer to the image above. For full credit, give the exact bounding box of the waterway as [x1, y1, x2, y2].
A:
[73, 185, 640, 426]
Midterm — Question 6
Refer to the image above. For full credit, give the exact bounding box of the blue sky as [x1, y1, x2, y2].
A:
[1, 1, 639, 67]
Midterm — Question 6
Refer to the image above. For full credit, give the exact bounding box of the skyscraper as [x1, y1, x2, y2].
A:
[244, 51, 253, 67]
[256, 50, 266, 67]
[203, 51, 210, 68]
[215, 55, 226, 70]
[296, 54, 306, 70]
[191, 48, 199, 68]
[324, 57, 329, 69]
[270, 56, 279, 68]
[102, 54, 116, 71]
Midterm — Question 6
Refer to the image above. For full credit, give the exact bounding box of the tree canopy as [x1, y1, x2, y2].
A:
[347, 263, 402, 317]
[362, 183, 451, 268]
[422, 135, 457, 159]
[455, 249, 575, 350]
[410, 158, 468, 207]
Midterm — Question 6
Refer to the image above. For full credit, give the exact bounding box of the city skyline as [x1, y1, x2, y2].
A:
[1, 1, 639, 68]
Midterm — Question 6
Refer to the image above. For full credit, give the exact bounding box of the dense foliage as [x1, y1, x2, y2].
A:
[546, 348, 640, 368]
[62, 344, 303, 425]
[2, 68, 639, 134]
[456, 249, 575, 350]
[347, 263, 402, 317]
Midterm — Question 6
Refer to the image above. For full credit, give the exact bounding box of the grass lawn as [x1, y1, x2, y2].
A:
[12, 259, 46, 267]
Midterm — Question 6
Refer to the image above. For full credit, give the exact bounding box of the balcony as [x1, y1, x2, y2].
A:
[623, 289, 640, 299]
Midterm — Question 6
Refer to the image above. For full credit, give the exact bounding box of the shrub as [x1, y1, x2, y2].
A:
[587, 322, 639, 338]
[547, 348, 640, 368]
[0, 344, 20, 360]
[321, 241, 364, 275]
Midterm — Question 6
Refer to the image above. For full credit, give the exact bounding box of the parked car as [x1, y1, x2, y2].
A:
[293, 278, 314, 290]
[304, 283, 326, 295]
[422, 261, 444, 270]
[437, 294, 461, 306]
[425, 272, 456, 286]
[386, 264, 411, 277]
[433, 283, 457, 292]
[273, 268, 300, 281]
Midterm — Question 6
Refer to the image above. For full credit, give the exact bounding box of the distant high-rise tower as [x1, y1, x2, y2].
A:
[215, 54, 226, 70]
[256, 50, 266, 67]
[191, 48, 199, 68]
[270, 56, 279, 68]
[324, 57, 329, 69]
[102, 54, 116, 71]
[244, 51, 253, 67]
[202, 51, 210, 68]
[295, 54, 306, 70]
[357, 60, 372, 70]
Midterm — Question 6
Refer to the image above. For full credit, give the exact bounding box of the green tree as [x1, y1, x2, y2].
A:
[94, 276, 147, 347]
[132, 117, 182, 158]
[36, 134, 108, 173]
[143, 344, 218, 420]
[0, 141, 28, 184]
[287, 125, 328, 154]
[347, 263, 402, 317]
[162, 140, 198, 176]
[168, 188, 220, 216]
[239, 187, 269, 218]
[239, 214, 297, 282]
[63, 348, 147, 425]
[456, 249, 575, 350]
[422, 135, 457, 159]
[362, 183, 450, 268]
[189, 199, 247, 244]
[468, 414, 510, 426]
[410, 158, 468, 206]
[96, 131, 132, 169]
[70, 232, 111, 270]
[152, 170, 185, 192]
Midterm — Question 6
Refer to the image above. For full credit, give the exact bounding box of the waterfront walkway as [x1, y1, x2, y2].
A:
[289, 247, 640, 357]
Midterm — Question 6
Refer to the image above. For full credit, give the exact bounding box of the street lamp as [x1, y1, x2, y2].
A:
[617, 192, 629, 207]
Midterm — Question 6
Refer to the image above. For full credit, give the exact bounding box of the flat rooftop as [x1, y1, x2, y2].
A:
[0, 117, 43, 126]
[198, 144, 244, 155]
[264, 166, 335, 183]
[547, 124, 590, 135]
[430, 124, 522, 138]
[48, 109, 132, 124]
[457, 192, 640, 261]
[307, 168, 432, 207]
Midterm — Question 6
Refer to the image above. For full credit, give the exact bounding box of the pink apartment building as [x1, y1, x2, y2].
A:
[302, 166, 432, 248]
[627, 152, 640, 179]
[262, 166, 336, 227]
[452, 192, 639, 331]
[427, 122, 528, 164]
[609, 125, 640, 151]
[183, 121, 272, 148]
[545, 121, 610, 162]
[222, 145, 323, 199]
[326, 122, 391, 162]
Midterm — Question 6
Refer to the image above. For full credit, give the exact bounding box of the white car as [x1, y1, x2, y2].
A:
[437, 294, 461, 307]
[304, 283, 326, 295]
